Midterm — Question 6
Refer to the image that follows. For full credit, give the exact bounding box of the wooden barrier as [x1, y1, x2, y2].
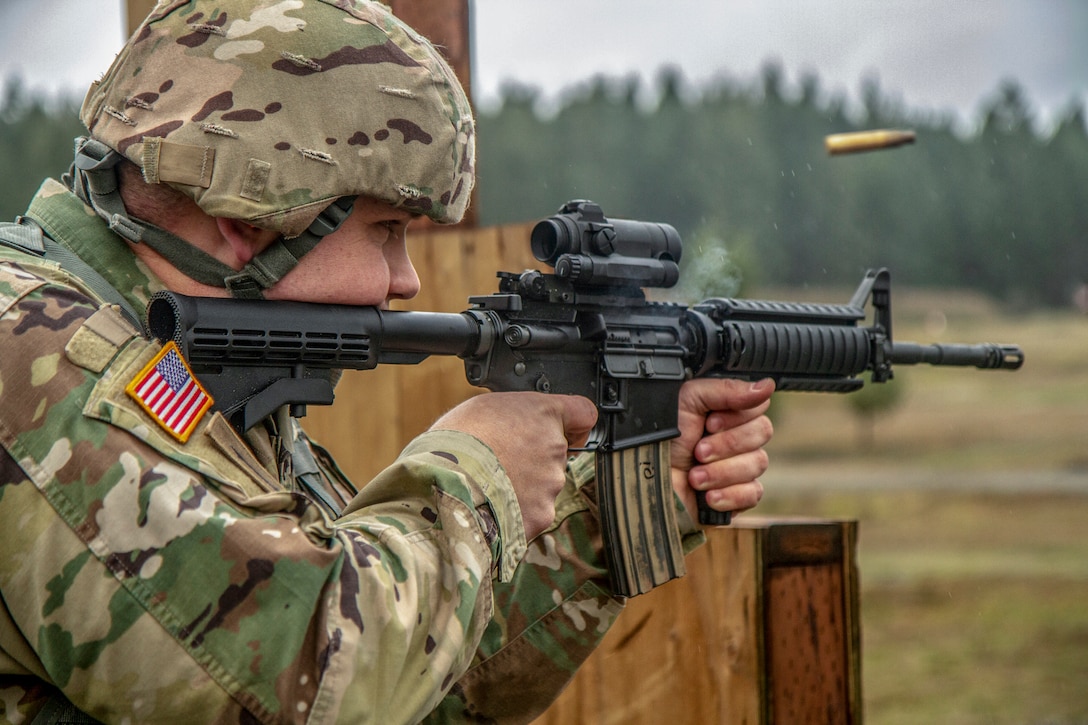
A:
[530, 519, 862, 725]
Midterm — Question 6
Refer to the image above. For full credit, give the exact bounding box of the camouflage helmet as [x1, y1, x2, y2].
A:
[80, 0, 475, 236]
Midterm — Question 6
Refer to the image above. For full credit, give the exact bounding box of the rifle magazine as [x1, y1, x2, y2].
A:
[596, 441, 687, 597]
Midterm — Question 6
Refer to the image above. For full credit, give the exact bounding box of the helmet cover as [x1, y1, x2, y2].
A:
[81, 0, 476, 234]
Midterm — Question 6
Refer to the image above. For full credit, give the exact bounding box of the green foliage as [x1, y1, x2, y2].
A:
[2, 67, 1084, 312]
[846, 374, 906, 450]
[477, 67, 1088, 310]
[0, 76, 84, 223]
[759, 489, 1088, 725]
[848, 375, 905, 417]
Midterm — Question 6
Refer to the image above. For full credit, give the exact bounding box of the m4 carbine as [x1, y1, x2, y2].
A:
[147, 200, 1024, 597]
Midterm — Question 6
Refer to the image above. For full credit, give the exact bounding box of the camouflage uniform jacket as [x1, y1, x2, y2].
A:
[0, 180, 704, 724]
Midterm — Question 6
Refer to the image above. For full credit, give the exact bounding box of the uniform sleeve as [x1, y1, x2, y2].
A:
[343, 431, 527, 583]
[424, 452, 707, 724]
[425, 453, 621, 724]
[0, 273, 517, 725]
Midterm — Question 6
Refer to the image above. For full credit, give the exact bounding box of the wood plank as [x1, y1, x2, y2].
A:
[126, 0, 156, 35]
[532, 520, 861, 724]
[385, 0, 478, 230]
[304, 367, 401, 485]
[765, 564, 849, 724]
[531, 527, 765, 725]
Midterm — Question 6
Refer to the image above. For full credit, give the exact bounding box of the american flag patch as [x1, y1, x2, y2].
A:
[126, 341, 213, 443]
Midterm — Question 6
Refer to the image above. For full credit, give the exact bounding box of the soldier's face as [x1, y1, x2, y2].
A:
[263, 197, 421, 308]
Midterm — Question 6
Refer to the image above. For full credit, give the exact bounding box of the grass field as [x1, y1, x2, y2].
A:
[746, 289, 1088, 724]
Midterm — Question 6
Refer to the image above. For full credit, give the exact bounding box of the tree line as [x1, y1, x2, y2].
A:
[475, 64, 1088, 309]
[2, 64, 1084, 309]
[0, 78, 85, 225]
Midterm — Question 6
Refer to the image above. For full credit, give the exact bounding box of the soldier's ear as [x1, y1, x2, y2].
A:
[214, 217, 279, 266]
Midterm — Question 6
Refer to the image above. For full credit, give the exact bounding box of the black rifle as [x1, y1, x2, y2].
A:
[147, 200, 1024, 596]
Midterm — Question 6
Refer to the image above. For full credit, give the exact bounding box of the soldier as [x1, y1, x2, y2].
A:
[0, 1, 773, 723]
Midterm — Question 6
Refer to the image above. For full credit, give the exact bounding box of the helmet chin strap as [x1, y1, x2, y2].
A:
[66, 137, 355, 300]
[223, 195, 356, 298]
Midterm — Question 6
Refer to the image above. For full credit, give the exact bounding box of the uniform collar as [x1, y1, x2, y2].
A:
[24, 178, 165, 322]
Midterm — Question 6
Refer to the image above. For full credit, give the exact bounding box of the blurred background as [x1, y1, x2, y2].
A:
[2, 2, 1086, 723]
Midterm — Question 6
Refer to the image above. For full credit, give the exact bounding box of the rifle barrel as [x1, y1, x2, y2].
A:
[889, 341, 1024, 370]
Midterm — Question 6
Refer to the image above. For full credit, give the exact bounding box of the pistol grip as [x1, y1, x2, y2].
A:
[696, 490, 733, 526]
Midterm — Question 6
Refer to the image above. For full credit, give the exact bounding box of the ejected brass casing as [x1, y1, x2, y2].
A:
[825, 129, 917, 155]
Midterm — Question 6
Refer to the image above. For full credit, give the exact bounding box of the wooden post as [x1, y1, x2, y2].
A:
[385, 0, 473, 104]
[385, 0, 478, 229]
[125, 0, 155, 35]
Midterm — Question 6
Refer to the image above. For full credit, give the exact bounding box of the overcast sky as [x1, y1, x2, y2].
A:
[2, 0, 1085, 132]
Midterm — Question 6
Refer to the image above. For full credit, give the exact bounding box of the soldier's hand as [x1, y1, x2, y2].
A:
[670, 378, 774, 521]
[430, 392, 597, 541]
